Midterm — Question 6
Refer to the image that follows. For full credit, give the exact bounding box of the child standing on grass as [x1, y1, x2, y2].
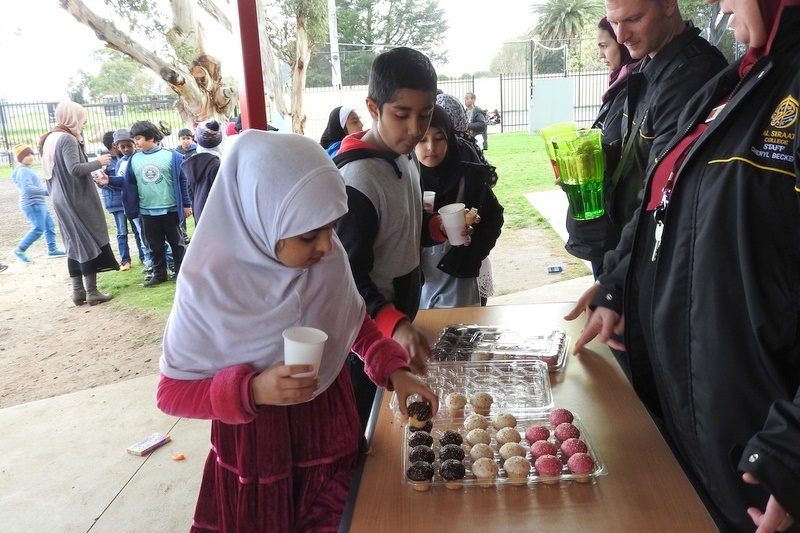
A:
[97, 131, 132, 270]
[157, 130, 437, 532]
[10, 144, 65, 262]
[333, 47, 459, 428]
[181, 119, 223, 224]
[122, 120, 191, 287]
[175, 127, 197, 158]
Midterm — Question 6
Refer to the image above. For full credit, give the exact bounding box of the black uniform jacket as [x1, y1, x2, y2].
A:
[599, 7, 800, 528]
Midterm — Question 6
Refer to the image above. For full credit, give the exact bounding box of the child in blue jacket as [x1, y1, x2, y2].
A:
[10, 144, 65, 262]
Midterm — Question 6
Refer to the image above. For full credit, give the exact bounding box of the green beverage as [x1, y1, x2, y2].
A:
[562, 181, 604, 220]
[552, 129, 605, 220]
[539, 122, 577, 179]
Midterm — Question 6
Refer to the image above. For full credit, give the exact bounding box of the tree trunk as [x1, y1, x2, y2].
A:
[60, 0, 237, 124]
[291, 20, 311, 134]
[257, 2, 290, 118]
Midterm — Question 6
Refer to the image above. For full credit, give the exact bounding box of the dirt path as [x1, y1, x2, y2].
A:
[0, 176, 586, 408]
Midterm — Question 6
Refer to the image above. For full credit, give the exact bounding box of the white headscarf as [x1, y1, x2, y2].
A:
[338, 106, 355, 129]
[160, 130, 366, 400]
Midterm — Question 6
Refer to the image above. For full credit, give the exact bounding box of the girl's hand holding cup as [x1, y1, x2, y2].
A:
[251, 362, 320, 405]
[438, 204, 479, 247]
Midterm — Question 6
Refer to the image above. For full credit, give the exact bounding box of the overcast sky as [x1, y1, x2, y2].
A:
[0, 0, 540, 102]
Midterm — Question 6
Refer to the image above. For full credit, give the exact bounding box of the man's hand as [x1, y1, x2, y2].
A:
[564, 283, 600, 322]
[743, 473, 794, 533]
[96, 154, 112, 166]
[392, 320, 431, 375]
[573, 307, 625, 354]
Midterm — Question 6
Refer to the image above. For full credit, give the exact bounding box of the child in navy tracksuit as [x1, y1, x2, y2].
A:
[10, 144, 65, 262]
[103, 129, 150, 272]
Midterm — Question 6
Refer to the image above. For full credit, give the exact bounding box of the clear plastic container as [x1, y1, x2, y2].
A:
[401, 413, 607, 490]
[430, 325, 569, 372]
[389, 360, 554, 419]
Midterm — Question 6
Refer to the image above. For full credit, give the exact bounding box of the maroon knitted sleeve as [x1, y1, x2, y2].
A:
[156, 364, 260, 424]
[351, 314, 411, 391]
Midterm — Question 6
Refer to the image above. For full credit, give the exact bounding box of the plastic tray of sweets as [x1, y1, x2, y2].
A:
[430, 325, 569, 372]
[389, 359, 553, 419]
[402, 413, 607, 490]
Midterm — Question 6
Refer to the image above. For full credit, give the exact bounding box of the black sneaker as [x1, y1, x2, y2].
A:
[142, 277, 167, 288]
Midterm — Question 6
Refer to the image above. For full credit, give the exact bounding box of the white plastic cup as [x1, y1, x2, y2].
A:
[423, 191, 436, 213]
[438, 202, 468, 246]
[282, 327, 328, 378]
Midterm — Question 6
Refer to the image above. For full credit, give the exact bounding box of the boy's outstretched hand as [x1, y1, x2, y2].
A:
[392, 320, 431, 375]
[250, 362, 320, 405]
[390, 369, 439, 418]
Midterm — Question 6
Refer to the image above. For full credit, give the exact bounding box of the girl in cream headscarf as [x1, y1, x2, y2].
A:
[157, 130, 437, 532]
[39, 100, 117, 306]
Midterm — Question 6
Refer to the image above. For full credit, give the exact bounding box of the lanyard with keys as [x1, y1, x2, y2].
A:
[651, 172, 676, 261]
[649, 122, 712, 261]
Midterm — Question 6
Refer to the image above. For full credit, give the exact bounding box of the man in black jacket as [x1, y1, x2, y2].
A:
[566, 0, 727, 376]
[602, 0, 727, 237]
[464, 92, 488, 150]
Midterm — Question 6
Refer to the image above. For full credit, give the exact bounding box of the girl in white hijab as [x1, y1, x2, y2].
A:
[157, 130, 437, 532]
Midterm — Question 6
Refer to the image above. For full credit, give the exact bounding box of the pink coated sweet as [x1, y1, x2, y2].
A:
[554, 422, 581, 442]
[548, 408, 574, 426]
[530, 440, 558, 459]
[525, 424, 550, 443]
[567, 452, 595, 475]
[534, 454, 563, 477]
[560, 438, 588, 457]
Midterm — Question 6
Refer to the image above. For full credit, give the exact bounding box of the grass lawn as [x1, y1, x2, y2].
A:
[487, 131, 557, 229]
[2, 130, 558, 316]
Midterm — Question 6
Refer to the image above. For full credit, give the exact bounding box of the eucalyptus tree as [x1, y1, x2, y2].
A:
[59, 0, 288, 123]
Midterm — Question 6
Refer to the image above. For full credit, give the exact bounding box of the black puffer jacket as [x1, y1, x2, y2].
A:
[606, 7, 800, 530]
[604, 23, 727, 227]
[426, 160, 503, 279]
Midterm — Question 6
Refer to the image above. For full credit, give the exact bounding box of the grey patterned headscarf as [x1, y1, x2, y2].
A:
[436, 93, 468, 132]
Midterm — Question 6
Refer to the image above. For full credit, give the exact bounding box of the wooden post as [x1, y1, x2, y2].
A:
[236, 0, 268, 131]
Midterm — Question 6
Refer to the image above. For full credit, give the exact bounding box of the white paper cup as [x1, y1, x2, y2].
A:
[282, 327, 328, 377]
[438, 202, 467, 246]
[423, 191, 436, 213]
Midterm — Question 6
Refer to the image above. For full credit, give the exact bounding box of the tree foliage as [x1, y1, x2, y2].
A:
[265, 0, 329, 67]
[68, 50, 167, 102]
[306, 0, 448, 87]
[533, 0, 604, 42]
[264, 0, 329, 131]
[58, 0, 295, 124]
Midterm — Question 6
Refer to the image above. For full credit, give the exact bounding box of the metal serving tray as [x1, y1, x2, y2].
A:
[430, 325, 569, 372]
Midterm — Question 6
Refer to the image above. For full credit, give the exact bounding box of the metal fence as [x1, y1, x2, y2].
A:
[2, 70, 609, 166]
[0, 98, 183, 166]
[439, 71, 607, 132]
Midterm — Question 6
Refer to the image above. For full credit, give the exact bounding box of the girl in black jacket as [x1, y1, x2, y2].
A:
[415, 105, 504, 309]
